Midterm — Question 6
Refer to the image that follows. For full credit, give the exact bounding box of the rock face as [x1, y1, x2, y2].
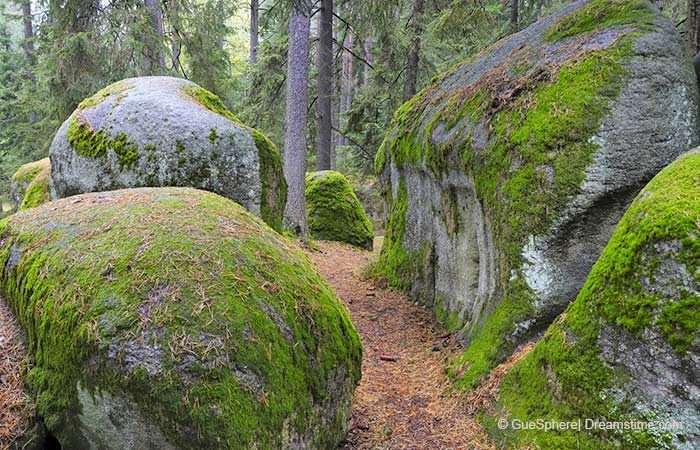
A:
[0, 188, 361, 449]
[306, 171, 374, 250]
[490, 149, 700, 449]
[10, 158, 51, 211]
[49, 76, 286, 231]
[373, 0, 699, 387]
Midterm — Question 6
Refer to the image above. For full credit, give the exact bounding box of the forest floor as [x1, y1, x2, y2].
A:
[305, 240, 496, 450]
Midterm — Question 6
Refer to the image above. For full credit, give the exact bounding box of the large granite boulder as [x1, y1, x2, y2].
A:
[0, 187, 361, 449]
[306, 171, 374, 250]
[373, 0, 700, 387]
[10, 158, 51, 211]
[489, 149, 700, 449]
[49, 76, 286, 231]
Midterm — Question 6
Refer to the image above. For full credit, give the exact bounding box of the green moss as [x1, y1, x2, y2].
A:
[19, 163, 51, 210]
[67, 118, 140, 169]
[374, 0, 655, 386]
[545, 0, 655, 42]
[0, 187, 361, 449]
[77, 80, 133, 110]
[183, 85, 287, 232]
[12, 158, 49, 185]
[305, 171, 374, 250]
[488, 150, 700, 448]
[209, 128, 219, 144]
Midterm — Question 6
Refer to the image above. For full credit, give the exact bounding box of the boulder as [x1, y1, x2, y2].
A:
[10, 158, 51, 211]
[489, 149, 700, 449]
[0, 187, 361, 449]
[306, 171, 374, 250]
[49, 76, 286, 231]
[373, 0, 699, 387]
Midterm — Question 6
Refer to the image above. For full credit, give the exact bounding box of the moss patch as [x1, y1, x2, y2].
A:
[77, 80, 133, 110]
[488, 150, 700, 449]
[0, 187, 361, 449]
[19, 162, 51, 210]
[374, 0, 655, 387]
[305, 171, 374, 250]
[183, 85, 287, 232]
[67, 118, 140, 169]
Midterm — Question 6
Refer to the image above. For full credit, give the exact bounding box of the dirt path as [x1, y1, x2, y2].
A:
[306, 241, 494, 450]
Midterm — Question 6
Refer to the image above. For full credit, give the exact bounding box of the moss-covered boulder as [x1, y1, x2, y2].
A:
[49, 76, 286, 231]
[10, 158, 51, 211]
[0, 187, 361, 449]
[488, 149, 700, 449]
[374, 0, 699, 387]
[306, 171, 374, 250]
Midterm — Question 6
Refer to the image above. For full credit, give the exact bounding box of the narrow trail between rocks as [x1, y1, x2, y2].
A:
[306, 241, 495, 450]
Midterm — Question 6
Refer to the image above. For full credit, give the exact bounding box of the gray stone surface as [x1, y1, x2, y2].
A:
[49, 76, 271, 219]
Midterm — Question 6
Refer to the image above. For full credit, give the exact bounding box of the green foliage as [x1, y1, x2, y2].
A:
[487, 150, 700, 449]
[305, 171, 374, 250]
[0, 187, 362, 448]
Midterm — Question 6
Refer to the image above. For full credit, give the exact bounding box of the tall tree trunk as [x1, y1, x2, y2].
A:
[250, 0, 259, 63]
[689, 0, 700, 55]
[337, 33, 353, 147]
[21, 0, 34, 58]
[143, 0, 166, 74]
[169, 0, 182, 73]
[315, 0, 333, 170]
[363, 37, 373, 86]
[510, 0, 519, 32]
[283, 1, 312, 235]
[403, 0, 424, 102]
[331, 25, 338, 169]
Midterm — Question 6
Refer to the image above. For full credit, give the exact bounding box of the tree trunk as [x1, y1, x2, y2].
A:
[250, 0, 259, 63]
[689, 0, 700, 55]
[337, 33, 353, 147]
[143, 0, 166, 74]
[315, 0, 333, 170]
[510, 0, 519, 31]
[283, 1, 312, 235]
[21, 0, 34, 58]
[169, 0, 182, 73]
[363, 37, 373, 86]
[403, 0, 424, 102]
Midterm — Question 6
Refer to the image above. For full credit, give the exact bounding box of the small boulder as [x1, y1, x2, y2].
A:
[306, 171, 374, 250]
[49, 76, 286, 231]
[0, 187, 361, 449]
[10, 158, 51, 210]
[490, 149, 700, 449]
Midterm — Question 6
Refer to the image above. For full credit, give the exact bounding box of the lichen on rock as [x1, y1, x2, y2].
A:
[0, 187, 362, 449]
[10, 158, 51, 211]
[373, 0, 699, 388]
[487, 149, 700, 449]
[305, 171, 374, 250]
[49, 76, 286, 231]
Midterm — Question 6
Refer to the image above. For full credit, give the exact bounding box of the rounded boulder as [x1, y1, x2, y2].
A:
[49, 76, 286, 231]
[306, 171, 374, 250]
[0, 187, 361, 449]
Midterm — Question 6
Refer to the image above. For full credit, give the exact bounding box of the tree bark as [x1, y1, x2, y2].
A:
[315, 0, 333, 170]
[168, 0, 182, 73]
[510, 0, 519, 31]
[283, 0, 312, 235]
[337, 33, 353, 147]
[363, 37, 373, 86]
[21, 0, 34, 58]
[403, 0, 424, 102]
[689, 0, 700, 55]
[250, 0, 259, 63]
[143, 0, 166, 74]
